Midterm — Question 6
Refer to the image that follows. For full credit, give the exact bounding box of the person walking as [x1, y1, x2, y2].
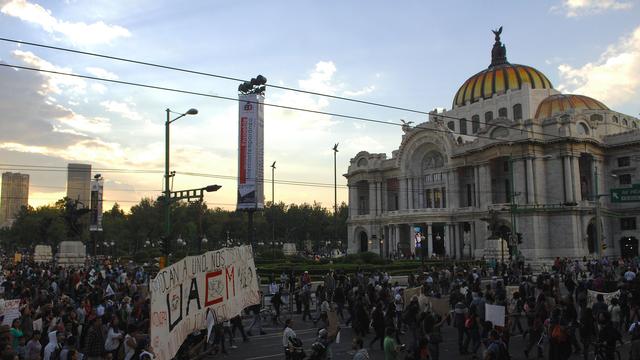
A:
[247, 300, 266, 336]
[369, 303, 386, 351]
[282, 319, 297, 360]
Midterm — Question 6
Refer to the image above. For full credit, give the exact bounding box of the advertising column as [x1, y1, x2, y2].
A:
[237, 93, 265, 211]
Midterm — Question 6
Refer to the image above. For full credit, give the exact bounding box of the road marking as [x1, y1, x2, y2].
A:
[244, 353, 282, 360]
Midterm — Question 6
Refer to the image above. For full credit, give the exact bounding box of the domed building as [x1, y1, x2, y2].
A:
[345, 29, 640, 262]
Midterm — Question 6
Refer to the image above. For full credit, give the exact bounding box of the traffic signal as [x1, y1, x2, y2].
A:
[516, 233, 523, 244]
[601, 243, 608, 251]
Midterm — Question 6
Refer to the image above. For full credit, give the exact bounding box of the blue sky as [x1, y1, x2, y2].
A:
[0, 0, 639, 211]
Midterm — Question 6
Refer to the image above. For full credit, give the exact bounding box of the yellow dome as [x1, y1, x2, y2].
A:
[535, 94, 609, 119]
[453, 63, 553, 108]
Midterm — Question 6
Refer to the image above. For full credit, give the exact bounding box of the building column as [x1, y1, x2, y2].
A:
[376, 181, 383, 215]
[408, 178, 414, 209]
[369, 181, 377, 215]
[571, 156, 581, 202]
[563, 156, 573, 203]
[381, 180, 387, 213]
[478, 163, 491, 208]
[426, 223, 433, 257]
[417, 178, 424, 209]
[474, 166, 480, 208]
[399, 177, 407, 210]
[444, 223, 452, 257]
[526, 158, 535, 204]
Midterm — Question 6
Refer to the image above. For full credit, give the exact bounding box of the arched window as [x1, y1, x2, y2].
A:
[612, 115, 619, 123]
[623, 119, 629, 126]
[513, 103, 522, 121]
[498, 107, 508, 118]
[633, 121, 638, 129]
[460, 118, 468, 135]
[447, 121, 455, 131]
[577, 122, 590, 135]
[472, 115, 480, 133]
[484, 111, 493, 123]
[357, 157, 368, 167]
[590, 114, 603, 122]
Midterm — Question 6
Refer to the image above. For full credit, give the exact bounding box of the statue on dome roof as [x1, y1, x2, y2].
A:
[490, 26, 508, 67]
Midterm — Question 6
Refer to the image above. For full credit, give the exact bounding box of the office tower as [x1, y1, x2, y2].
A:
[0, 172, 29, 228]
[67, 163, 92, 208]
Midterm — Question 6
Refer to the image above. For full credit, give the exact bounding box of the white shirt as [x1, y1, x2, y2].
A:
[124, 334, 136, 360]
[625, 271, 636, 282]
[283, 327, 296, 347]
[269, 282, 279, 295]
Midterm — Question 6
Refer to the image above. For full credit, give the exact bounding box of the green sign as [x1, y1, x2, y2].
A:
[611, 184, 640, 203]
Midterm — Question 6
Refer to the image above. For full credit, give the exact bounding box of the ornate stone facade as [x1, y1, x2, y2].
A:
[345, 31, 640, 261]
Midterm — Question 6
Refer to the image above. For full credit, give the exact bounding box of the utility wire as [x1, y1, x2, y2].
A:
[0, 37, 432, 114]
[0, 62, 574, 146]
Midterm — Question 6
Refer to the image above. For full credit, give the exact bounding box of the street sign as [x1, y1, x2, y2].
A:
[611, 184, 640, 203]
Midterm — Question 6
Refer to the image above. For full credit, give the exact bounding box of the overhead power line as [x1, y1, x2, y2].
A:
[0, 37, 432, 115]
[0, 60, 572, 145]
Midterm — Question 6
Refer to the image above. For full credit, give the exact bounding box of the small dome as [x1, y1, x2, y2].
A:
[453, 64, 553, 108]
[535, 94, 609, 119]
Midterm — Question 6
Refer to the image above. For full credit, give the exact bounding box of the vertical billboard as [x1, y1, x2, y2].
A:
[237, 93, 264, 210]
[89, 177, 103, 231]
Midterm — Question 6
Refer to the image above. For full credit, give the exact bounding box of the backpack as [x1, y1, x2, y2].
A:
[497, 342, 510, 360]
[551, 324, 568, 343]
[464, 316, 474, 329]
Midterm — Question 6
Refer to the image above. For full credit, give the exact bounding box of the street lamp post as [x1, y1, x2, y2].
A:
[332, 143, 339, 250]
[271, 161, 276, 258]
[164, 108, 198, 260]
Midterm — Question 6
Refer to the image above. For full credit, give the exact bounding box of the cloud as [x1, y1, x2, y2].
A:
[85, 67, 118, 80]
[551, 0, 633, 17]
[12, 50, 86, 96]
[56, 113, 111, 134]
[343, 85, 376, 97]
[1, 0, 131, 44]
[557, 25, 640, 107]
[100, 100, 143, 121]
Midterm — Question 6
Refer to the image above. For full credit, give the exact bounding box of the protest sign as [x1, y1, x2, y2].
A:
[327, 310, 339, 338]
[587, 289, 620, 308]
[150, 245, 260, 360]
[0, 299, 21, 326]
[429, 297, 450, 317]
[506, 286, 519, 300]
[403, 287, 421, 304]
[485, 303, 505, 327]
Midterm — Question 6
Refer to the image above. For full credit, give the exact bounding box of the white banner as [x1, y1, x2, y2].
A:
[237, 93, 264, 210]
[0, 299, 21, 326]
[90, 177, 103, 231]
[149, 246, 260, 360]
[485, 303, 506, 327]
[587, 289, 620, 308]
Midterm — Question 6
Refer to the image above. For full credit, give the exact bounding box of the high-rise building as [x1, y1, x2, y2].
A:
[67, 163, 92, 209]
[0, 172, 29, 228]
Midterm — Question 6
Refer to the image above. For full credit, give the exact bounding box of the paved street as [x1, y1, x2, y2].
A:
[207, 309, 634, 360]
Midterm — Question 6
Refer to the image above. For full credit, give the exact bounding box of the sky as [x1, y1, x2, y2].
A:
[0, 0, 639, 212]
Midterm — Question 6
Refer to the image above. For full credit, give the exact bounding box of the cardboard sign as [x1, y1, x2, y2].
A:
[485, 303, 505, 327]
[149, 246, 260, 360]
[429, 297, 450, 317]
[0, 299, 21, 326]
[327, 310, 339, 338]
[506, 286, 519, 300]
[403, 287, 421, 305]
[587, 289, 620, 308]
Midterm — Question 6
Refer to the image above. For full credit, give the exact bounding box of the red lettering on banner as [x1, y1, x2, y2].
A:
[225, 266, 235, 299]
[205, 270, 223, 306]
[239, 118, 247, 184]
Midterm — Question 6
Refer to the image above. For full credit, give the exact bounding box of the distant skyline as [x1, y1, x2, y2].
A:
[1, 0, 639, 211]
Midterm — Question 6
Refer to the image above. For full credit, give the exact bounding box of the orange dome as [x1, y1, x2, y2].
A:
[535, 94, 608, 119]
[453, 63, 553, 108]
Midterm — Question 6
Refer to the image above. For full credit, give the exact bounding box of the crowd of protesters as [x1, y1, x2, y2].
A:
[5, 252, 640, 360]
[0, 257, 153, 360]
[276, 256, 640, 360]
